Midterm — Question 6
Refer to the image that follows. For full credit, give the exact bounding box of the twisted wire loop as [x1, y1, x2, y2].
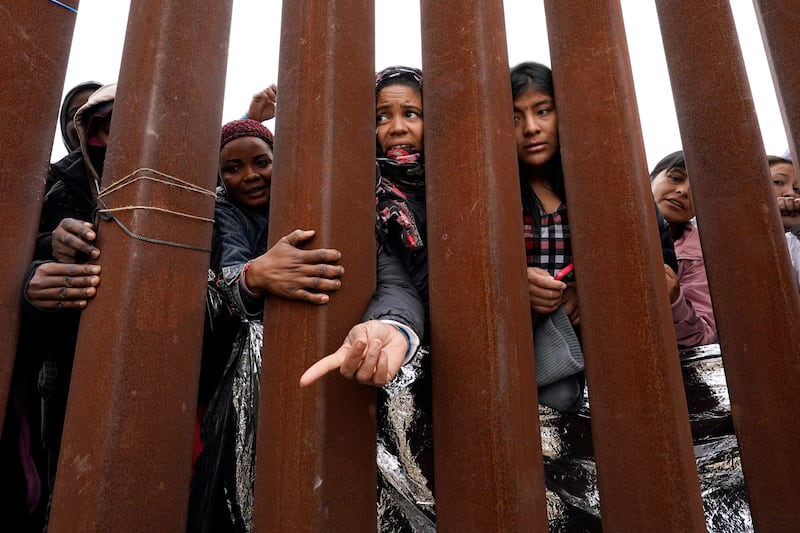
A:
[95, 167, 216, 252]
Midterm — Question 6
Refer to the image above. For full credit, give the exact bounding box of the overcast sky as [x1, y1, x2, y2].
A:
[52, 0, 788, 169]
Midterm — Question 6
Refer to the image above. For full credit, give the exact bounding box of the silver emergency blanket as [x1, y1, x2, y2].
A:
[375, 344, 752, 532]
[229, 320, 263, 530]
[189, 278, 263, 533]
[377, 347, 436, 532]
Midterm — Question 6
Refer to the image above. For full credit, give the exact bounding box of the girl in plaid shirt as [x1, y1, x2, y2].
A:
[511, 62, 578, 326]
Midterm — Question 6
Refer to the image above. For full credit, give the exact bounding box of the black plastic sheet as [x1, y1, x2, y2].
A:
[190, 319, 262, 533]
[375, 344, 752, 532]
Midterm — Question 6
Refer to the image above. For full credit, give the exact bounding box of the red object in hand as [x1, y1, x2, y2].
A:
[554, 263, 574, 282]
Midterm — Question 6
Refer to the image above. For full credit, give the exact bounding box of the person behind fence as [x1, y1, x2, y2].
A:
[297, 66, 435, 530]
[509, 61, 585, 412]
[0, 79, 103, 532]
[510, 62, 684, 412]
[300, 65, 426, 388]
[649, 150, 718, 348]
[188, 118, 345, 533]
[5, 83, 115, 532]
[58, 80, 103, 155]
[766, 155, 800, 287]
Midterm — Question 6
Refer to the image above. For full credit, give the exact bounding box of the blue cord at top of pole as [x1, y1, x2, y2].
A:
[49, 0, 78, 14]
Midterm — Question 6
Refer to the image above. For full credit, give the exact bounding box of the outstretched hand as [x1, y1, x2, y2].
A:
[26, 262, 101, 310]
[51, 218, 100, 263]
[247, 83, 278, 122]
[246, 229, 344, 304]
[300, 320, 408, 387]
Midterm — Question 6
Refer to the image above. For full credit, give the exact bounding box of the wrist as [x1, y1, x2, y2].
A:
[380, 319, 420, 365]
[240, 261, 265, 298]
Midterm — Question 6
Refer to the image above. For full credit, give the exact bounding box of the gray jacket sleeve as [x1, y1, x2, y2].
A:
[362, 248, 425, 341]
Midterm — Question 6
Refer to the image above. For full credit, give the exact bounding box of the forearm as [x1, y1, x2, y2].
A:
[363, 251, 425, 340]
[216, 262, 264, 319]
[671, 288, 717, 348]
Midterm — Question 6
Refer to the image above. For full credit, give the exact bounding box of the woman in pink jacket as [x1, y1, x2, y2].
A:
[650, 150, 717, 348]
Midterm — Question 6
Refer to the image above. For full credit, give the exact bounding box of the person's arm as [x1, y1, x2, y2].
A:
[36, 178, 96, 262]
[300, 320, 410, 387]
[527, 267, 566, 317]
[24, 261, 101, 311]
[363, 248, 425, 338]
[214, 228, 344, 319]
[656, 204, 679, 273]
[560, 282, 579, 326]
[212, 199, 259, 271]
[243, 229, 344, 303]
[212, 198, 271, 317]
[50, 218, 100, 263]
[300, 247, 424, 387]
[665, 264, 717, 348]
[244, 84, 277, 122]
[777, 196, 800, 231]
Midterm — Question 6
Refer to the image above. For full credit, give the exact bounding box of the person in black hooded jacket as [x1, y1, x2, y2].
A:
[15, 83, 115, 531]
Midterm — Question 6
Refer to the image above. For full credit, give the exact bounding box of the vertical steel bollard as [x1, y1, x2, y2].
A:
[544, 1, 707, 530]
[420, 0, 549, 530]
[47, 1, 232, 530]
[752, 1, 800, 159]
[656, 1, 800, 529]
[252, 1, 377, 531]
[0, 0, 80, 433]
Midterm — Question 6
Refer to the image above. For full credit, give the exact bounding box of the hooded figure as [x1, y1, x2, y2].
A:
[38, 83, 116, 258]
[17, 83, 116, 531]
[59, 80, 102, 153]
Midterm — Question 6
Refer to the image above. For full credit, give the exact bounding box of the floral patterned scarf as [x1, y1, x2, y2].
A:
[376, 147, 425, 250]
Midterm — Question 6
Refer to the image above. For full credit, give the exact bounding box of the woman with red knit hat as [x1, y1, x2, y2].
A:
[189, 118, 344, 533]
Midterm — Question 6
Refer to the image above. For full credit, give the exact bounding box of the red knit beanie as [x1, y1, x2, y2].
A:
[220, 119, 274, 150]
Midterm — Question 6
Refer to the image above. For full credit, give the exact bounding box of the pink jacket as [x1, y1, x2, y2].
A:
[671, 223, 717, 348]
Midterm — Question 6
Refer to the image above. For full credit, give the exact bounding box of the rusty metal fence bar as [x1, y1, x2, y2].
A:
[544, 1, 707, 530]
[0, 0, 81, 435]
[2, 0, 800, 531]
[47, 1, 233, 530]
[753, 0, 800, 162]
[655, 1, 800, 530]
[253, 1, 378, 531]
[421, 0, 548, 531]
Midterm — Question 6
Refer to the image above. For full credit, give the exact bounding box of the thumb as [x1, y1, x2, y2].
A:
[283, 229, 315, 247]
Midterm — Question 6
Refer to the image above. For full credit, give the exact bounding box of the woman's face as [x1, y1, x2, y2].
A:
[513, 88, 560, 169]
[769, 162, 800, 198]
[651, 166, 695, 224]
[376, 84, 423, 154]
[219, 136, 273, 209]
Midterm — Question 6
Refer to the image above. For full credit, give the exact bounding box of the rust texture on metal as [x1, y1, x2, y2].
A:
[0, 0, 79, 434]
[753, 1, 800, 166]
[420, 0, 548, 530]
[47, 1, 233, 531]
[545, 1, 706, 530]
[656, 0, 800, 529]
[252, 1, 377, 531]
